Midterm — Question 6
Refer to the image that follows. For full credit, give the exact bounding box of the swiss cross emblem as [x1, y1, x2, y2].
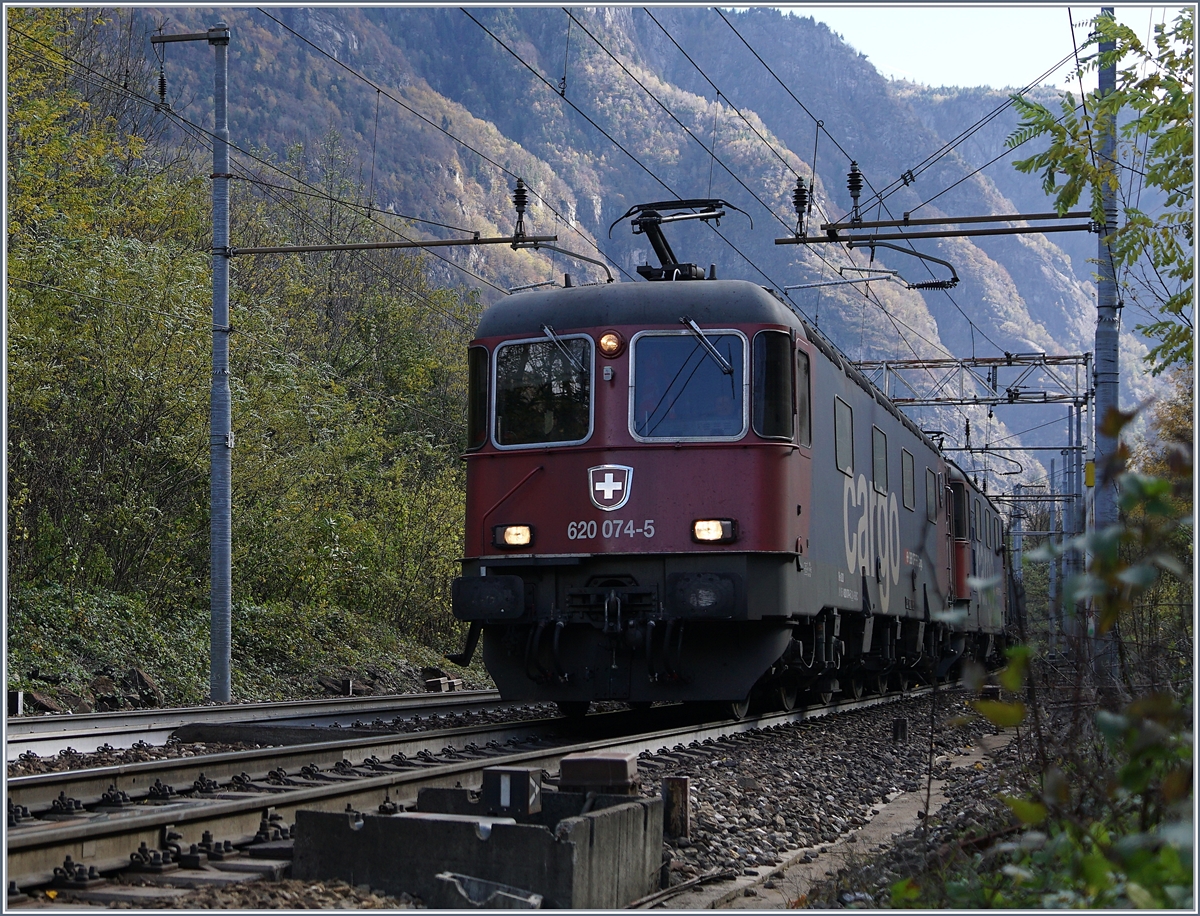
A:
[588, 465, 633, 511]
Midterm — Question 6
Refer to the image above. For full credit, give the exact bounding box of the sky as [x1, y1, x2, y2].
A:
[785, 6, 1180, 91]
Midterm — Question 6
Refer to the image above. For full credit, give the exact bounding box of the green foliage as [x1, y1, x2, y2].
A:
[928, 816, 1192, 909]
[7, 9, 484, 697]
[1008, 9, 1194, 372]
[7, 586, 210, 705]
[6, 585, 493, 706]
[896, 403, 1193, 909]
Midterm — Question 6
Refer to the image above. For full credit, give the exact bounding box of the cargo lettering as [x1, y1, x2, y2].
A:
[843, 474, 902, 613]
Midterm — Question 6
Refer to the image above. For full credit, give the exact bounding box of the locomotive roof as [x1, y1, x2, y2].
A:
[476, 279, 801, 338]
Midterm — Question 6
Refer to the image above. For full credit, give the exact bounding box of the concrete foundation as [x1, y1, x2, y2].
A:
[293, 788, 662, 908]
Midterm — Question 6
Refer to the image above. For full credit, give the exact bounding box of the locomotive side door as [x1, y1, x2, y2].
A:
[794, 342, 813, 582]
[949, 480, 970, 604]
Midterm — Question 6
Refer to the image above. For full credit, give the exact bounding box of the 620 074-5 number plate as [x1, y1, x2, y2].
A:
[567, 519, 655, 540]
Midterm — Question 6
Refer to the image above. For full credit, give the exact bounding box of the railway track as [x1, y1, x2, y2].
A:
[6, 690, 504, 761]
[7, 690, 917, 895]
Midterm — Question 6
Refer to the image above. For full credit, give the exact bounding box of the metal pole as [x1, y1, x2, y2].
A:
[1064, 409, 1074, 642]
[209, 23, 232, 702]
[1094, 7, 1119, 682]
[1012, 488, 1024, 584]
[1049, 458, 1058, 655]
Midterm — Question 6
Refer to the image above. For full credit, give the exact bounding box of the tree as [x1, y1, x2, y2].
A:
[1007, 9, 1193, 373]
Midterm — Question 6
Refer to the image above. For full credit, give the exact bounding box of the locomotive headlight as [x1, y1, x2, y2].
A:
[493, 524, 533, 548]
[692, 519, 737, 543]
[598, 331, 624, 357]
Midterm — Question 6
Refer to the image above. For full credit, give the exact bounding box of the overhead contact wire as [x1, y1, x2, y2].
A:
[254, 8, 630, 281]
[564, 10, 793, 233]
[463, 8, 797, 294]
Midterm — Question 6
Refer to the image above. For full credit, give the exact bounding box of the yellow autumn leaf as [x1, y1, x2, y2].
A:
[1002, 796, 1047, 825]
[973, 699, 1026, 727]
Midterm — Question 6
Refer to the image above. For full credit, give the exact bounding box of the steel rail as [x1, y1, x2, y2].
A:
[7, 689, 924, 890]
[8, 715, 569, 812]
[6, 690, 503, 761]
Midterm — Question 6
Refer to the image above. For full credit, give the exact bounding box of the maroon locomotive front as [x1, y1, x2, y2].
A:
[450, 274, 1007, 718]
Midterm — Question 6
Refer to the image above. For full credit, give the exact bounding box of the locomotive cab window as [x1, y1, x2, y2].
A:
[901, 450, 915, 510]
[796, 349, 811, 447]
[753, 330, 794, 440]
[466, 346, 489, 450]
[834, 397, 853, 475]
[631, 330, 746, 440]
[872, 427, 888, 494]
[493, 335, 592, 447]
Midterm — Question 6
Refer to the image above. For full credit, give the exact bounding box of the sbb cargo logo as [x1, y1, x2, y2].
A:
[588, 465, 633, 511]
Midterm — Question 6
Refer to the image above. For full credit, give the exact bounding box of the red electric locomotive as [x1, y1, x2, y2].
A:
[449, 201, 1009, 717]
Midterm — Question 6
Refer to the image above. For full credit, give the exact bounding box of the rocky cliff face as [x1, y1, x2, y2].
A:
[146, 6, 1157, 472]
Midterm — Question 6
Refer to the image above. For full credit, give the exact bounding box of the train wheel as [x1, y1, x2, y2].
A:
[778, 684, 798, 712]
[818, 689, 834, 706]
[895, 671, 911, 693]
[556, 701, 590, 719]
[848, 678, 865, 700]
[729, 698, 751, 720]
[874, 674, 889, 696]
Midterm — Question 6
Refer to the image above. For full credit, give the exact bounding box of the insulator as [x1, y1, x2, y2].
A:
[512, 179, 528, 240]
[157, 68, 167, 106]
[846, 162, 863, 197]
[792, 179, 808, 234]
[512, 179, 528, 218]
[847, 161, 863, 222]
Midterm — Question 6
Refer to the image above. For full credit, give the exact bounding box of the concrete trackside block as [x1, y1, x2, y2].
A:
[59, 886, 194, 905]
[558, 750, 639, 791]
[208, 858, 290, 881]
[293, 793, 662, 908]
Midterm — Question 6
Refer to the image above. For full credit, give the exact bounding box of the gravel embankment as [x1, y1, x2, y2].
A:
[640, 690, 1009, 884]
[797, 736, 1023, 908]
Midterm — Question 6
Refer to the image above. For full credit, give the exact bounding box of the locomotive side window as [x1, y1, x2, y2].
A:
[872, 427, 888, 494]
[466, 346, 489, 450]
[971, 498, 980, 541]
[901, 450, 914, 509]
[752, 331, 794, 440]
[796, 350, 811, 446]
[631, 330, 746, 440]
[493, 336, 592, 447]
[951, 482, 967, 537]
[925, 468, 938, 521]
[834, 397, 853, 475]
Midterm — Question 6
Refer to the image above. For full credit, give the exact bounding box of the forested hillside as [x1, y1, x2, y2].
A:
[7, 9, 486, 704]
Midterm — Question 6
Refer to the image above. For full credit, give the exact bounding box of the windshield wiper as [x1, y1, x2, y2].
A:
[680, 317, 733, 375]
[541, 324, 583, 373]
